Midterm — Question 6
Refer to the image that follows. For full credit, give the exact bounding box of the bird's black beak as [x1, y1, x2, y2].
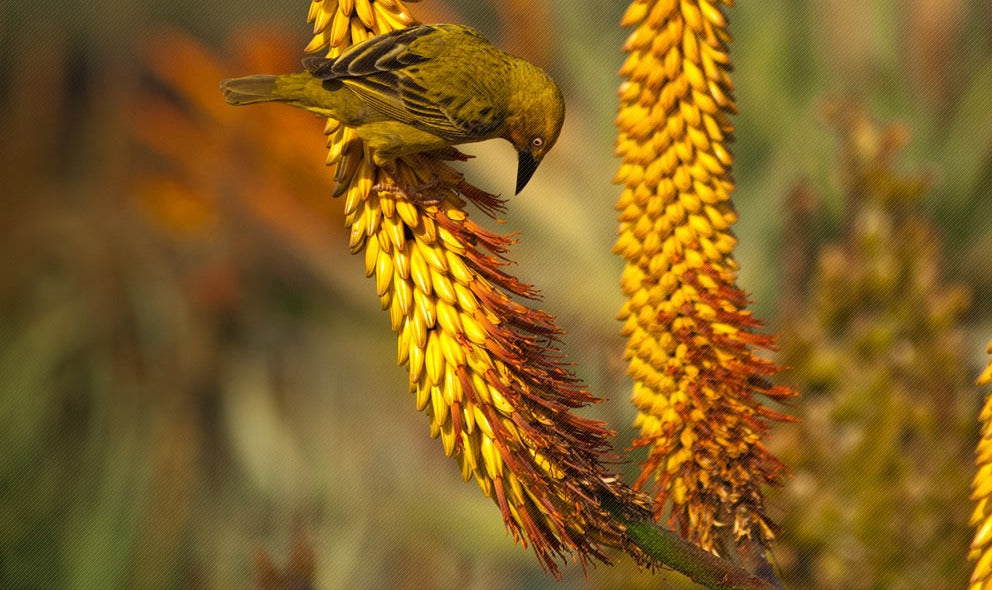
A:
[516, 151, 540, 195]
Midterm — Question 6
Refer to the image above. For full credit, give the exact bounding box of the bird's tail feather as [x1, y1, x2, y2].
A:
[220, 75, 281, 106]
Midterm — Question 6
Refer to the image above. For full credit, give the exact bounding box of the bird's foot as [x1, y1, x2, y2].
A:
[373, 175, 444, 207]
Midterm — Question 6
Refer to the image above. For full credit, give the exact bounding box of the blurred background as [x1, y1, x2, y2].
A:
[2, 1, 992, 588]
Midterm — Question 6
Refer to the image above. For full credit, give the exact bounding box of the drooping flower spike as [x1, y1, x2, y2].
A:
[304, 0, 650, 575]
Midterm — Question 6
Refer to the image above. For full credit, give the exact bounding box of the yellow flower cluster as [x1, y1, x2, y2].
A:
[971, 342, 992, 590]
[614, 0, 795, 551]
[307, 0, 648, 575]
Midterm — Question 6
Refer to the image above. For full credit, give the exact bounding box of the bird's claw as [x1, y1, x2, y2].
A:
[373, 175, 444, 207]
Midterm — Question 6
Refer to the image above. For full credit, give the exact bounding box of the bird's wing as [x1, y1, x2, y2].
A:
[302, 25, 505, 140]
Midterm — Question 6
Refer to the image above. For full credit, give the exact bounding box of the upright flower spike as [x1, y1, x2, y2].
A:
[614, 0, 796, 552]
[971, 342, 992, 590]
[304, 0, 649, 575]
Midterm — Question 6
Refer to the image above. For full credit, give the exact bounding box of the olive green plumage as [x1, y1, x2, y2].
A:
[220, 24, 565, 194]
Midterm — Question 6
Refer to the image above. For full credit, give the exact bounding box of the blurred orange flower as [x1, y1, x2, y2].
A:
[129, 27, 345, 242]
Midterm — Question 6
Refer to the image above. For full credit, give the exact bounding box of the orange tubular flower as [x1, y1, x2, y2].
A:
[614, 0, 797, 552]
[971, 342, 992, 590]
[305, 0, 648, 575]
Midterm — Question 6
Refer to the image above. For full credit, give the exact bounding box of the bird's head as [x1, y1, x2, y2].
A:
[504, 65, 565, 194]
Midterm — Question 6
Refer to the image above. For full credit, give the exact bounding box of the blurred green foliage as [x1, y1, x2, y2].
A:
[1, 1, 991, 588]
[773, 104, 976, 589]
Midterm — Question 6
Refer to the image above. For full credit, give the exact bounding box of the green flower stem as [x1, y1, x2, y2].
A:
[624, 518, 779, 590]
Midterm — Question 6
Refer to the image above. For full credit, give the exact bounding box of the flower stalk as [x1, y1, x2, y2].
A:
[614, 0, 796, 554]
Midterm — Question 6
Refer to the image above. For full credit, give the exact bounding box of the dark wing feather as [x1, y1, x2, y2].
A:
[398, 77, 502, 137]
[303, 25, 436, 80]
[301, 25, 503, 140]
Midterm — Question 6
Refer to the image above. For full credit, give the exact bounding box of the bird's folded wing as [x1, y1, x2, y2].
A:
[303, 24, 503, 141]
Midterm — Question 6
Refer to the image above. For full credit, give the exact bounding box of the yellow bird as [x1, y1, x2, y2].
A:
[221, 23, 565, 194]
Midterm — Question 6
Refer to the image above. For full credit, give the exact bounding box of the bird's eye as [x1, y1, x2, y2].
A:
[531, 137, 544, 148]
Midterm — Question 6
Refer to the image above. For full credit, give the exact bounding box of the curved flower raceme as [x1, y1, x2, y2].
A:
[971, 342, 992, 590]
[614, 0, 796, 552]
[305, 0, 649, 575]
